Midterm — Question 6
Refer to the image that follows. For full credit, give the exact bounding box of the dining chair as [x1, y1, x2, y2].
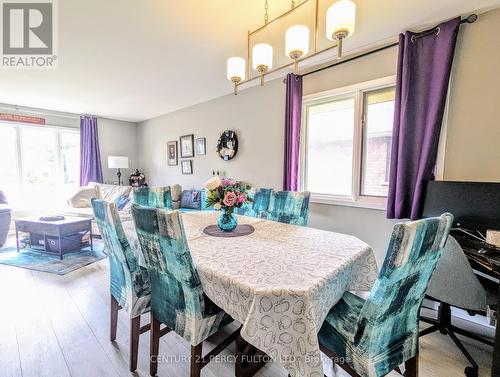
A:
[318, 213, 453, 377]
[91, 198, 151, 372]
[133, 186, 173, 208]
[268, 190, 310, 226]
[131, 205, 240, 377]
[236, 187, 273, 218]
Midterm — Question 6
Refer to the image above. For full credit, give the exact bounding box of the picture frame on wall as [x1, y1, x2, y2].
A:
[181, 160, 193, 174]
[195, 137, 206, 155]
[167, 141, 178, 166]
[180, 134, 194, 158]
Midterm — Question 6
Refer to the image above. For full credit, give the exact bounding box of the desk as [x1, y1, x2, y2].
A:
[458, 235, 500, 377]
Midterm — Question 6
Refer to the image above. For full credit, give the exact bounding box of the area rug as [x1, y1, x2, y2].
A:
[0, 240, 107, 275]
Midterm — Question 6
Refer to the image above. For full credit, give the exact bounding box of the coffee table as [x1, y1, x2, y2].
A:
[14, 217, 93, 260]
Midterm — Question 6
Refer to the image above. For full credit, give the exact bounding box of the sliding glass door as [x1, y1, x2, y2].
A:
[0, 123, 80, 209]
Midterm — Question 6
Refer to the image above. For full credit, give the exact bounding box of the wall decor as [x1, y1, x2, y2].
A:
[181, 160, 193, 174]
[216, 130, 238, 161]
[167, 141, 178, 166]
[180, 134, 194, 158]
[196, 137, 206, 155]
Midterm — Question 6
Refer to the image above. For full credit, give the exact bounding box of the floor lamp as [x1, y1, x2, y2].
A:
[108, 156, 129, 186]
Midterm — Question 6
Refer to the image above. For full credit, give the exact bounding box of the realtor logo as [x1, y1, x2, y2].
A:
[1, 0, 57, 68]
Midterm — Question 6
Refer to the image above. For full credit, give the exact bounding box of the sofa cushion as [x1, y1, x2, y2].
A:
[96, 183, 132, 203]
[171, 184, 182, 202]
[114, 195, 130, 210]
[67, 187, 98, 208]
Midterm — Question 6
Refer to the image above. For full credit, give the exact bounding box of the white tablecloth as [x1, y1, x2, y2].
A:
[125, 211, 378, 377]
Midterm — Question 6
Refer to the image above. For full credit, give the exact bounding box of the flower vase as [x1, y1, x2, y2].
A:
[217, 207, 238, 232]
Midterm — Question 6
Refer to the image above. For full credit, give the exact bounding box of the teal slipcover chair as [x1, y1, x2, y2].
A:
[318, 213, 453, 377]
[237, 188, 310, 226]
[91, 199, 150, 372]
[131, 205, 238, 376]
[133, 186, 173, 208]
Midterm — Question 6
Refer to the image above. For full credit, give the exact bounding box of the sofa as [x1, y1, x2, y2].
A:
[64, 183, 210, 235]
[0, 190, 12, 247]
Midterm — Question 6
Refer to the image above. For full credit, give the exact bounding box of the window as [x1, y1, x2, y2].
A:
[0, 123, 80, 209]
[301, 77, 396, 209]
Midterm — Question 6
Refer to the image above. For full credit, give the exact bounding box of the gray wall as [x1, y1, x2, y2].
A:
[137, 8, 500, 266]
[98, 118, 138, 184]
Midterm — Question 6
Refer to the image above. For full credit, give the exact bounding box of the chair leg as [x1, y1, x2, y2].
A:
[150, 314, 161, 376]
[191, 343, 203, 377]
[404, 353, 419, 377]
[130, 316, 141, 372]
[110, 295, 119, 342]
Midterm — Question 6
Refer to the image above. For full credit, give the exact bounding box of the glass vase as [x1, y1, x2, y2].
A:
[217, 207, 238, 232]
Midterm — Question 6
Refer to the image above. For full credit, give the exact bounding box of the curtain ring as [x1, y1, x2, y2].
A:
[435, 26, 441, 36]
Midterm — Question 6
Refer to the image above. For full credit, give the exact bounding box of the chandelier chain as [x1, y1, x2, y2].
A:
[264, 0, 269, 24]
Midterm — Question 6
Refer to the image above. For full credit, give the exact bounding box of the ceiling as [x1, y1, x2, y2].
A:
[0, 0, 499, 122]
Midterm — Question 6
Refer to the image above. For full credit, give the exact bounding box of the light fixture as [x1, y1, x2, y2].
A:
[285, 25, 309, 74]
[252, 43, 273, 86]
[226, 57, 246, 95]
[108, 156, 129, 186]
[326, 0, 356, 59]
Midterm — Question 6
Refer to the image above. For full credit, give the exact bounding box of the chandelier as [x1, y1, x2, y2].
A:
[227, 0, 356, 94]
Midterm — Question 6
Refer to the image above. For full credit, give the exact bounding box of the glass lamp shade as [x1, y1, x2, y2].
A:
[326, 0, 356, 40]
[252, 43, 273, 71]
[226, 57, 245, 82]
[285, 25, 310, 57]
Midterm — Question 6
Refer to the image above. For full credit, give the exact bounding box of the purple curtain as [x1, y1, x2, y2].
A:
[79, 115, 103, 186]
[387, 17, 460, 220]
[283, 73, 303, 191]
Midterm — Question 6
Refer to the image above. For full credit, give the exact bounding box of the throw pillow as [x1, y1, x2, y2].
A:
[114, 195, 130, 211]
[180, 190, 201, 210]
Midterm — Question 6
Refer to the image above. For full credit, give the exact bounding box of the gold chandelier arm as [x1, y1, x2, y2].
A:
[264, 0, 269, 24]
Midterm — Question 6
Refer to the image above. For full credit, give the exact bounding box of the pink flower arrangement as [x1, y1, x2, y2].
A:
[204, 177, 251, 212]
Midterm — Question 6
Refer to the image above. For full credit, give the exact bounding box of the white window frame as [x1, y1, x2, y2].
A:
[0, 121, 80, 197]
[300, 75, 396, 210]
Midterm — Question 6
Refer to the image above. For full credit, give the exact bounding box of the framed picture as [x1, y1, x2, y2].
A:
[195, 137, 206, 155]
[180, 134, 194, 158]
[181, 160, 193, 174]
[167, 141, 178, 166]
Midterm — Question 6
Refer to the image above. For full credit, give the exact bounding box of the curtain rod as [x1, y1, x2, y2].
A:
[293, 13, 477, 81]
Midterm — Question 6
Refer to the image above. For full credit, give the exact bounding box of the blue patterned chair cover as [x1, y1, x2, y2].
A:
[237, 188, 310, 226]
[133, 186, 173, 209]
[131, 205, 233, 346]
[318, 213, 453, 377]
[236, 188, 272, 218]
[268, 190, 310, 226]
[91, 199, 150, 318]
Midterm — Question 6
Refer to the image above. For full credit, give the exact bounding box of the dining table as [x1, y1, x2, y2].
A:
[123, 211, 378, 377]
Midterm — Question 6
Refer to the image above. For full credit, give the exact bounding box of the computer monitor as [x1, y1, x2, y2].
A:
[422, 181, 500, 232]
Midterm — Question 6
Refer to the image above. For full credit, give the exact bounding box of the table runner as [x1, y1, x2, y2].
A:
[124, 211, 378, 376]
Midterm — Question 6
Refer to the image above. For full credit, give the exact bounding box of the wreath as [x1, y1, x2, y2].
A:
[216, 130, 238, 161]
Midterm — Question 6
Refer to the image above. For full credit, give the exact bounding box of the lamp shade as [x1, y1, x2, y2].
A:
[285, 25, 310, 57]
[226, 57, 246, 81]
[108, 156, 129, 169]
[326, 0, 356, 40]
[252, 43, 273, 70]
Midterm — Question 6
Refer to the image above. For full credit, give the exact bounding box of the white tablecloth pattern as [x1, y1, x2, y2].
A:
[125, 211, 378, 377]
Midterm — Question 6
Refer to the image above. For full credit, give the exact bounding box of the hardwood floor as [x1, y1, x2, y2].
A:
[0, 258, 493, 377]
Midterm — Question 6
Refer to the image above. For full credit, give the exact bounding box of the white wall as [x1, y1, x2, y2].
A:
[137, 8, 500, 266]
